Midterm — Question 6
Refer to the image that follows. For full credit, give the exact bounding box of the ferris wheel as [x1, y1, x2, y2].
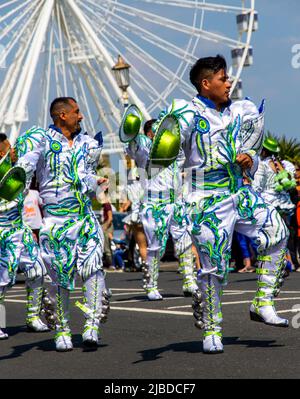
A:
[0, 0, 258, 153]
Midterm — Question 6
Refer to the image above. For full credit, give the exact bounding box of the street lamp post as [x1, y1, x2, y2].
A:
[112, 55, 131, 108]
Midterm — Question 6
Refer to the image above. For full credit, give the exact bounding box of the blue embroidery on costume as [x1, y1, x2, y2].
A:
[197, 116, 210, 133]
[50, 140, 62, 154]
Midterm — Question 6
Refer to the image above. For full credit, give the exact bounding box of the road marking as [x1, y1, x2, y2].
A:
[110, 288, 145, 292]
[167, 296, 300, 309]
[4, 299, 26, 303]
[5, 294, 27, 298]
[111, 306, 191, 316]
[109, 296, 184, 305]
[277, 308, 300, 314]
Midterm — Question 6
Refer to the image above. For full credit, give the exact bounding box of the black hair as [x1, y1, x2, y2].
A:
[143, 119, 157, 135]
[0, 133, 7, 143]
[50, 97, 77, 120]
[190, 55, 227, 93]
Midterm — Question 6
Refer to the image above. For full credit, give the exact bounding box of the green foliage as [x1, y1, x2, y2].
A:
[266, 131, 300, 166]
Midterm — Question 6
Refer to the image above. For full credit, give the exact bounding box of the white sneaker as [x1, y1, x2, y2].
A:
[203, 334, 223, 354]
[82, 325, 100, 348]
[147, 290, 163, 301]
[183, 283, 198, 297]
[250, 304, 289, 327]
[0, 328, 8, 340]
[27, 317, 50, 332]
[55, 333, 73, 352]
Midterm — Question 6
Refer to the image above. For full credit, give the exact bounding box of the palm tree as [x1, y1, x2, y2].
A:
[266, 131, 300, 166]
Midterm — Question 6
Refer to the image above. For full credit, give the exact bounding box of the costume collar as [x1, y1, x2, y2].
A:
[196, 95, 231, 111]
[49, 124, 62, 134]
[48, 124, 81, 140]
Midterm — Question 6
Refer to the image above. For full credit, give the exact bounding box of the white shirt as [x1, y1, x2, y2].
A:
[22, 189, 43, 229]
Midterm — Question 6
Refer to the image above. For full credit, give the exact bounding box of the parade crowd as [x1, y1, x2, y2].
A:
[0, 55, 299, 354]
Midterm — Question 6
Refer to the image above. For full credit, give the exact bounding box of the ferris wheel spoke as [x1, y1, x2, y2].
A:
[77, 63, 117, 133]
[126, 0, 250, 13]
[0, 1, 256, 145]
[0, 0, 33, 25]
[101, 24, 194, 97]
[66, 64, 88, 133]
[0, 4, 43, 116]
[83, 60, 122, 123]
[41, 17, 54, 128]
[97, 30, 165, 105]
[55, 3, 68, 95]
[0, 1, 42, 70]
[0, 0, 23, 10]
[0, 0, 39, 42]
[106, 1, 245, 48]
[73, 66, 94, 134]
[82, 2, 198, 66]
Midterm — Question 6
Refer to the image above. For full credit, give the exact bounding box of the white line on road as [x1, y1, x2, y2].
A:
[167, 296, 300, 309]
[4, 299, 26, 303]
[111, 306, 191, 316]
[277, 308, 300, 314]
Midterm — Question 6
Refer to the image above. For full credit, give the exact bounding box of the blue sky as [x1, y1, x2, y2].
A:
[241, 0, 300, 140]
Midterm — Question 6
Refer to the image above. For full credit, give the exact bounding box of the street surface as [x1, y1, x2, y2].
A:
[1, 264, 300, 379]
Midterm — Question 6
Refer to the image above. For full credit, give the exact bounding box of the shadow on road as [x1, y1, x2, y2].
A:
[0, 332, 107, 360]
[133, 337, 283, 363]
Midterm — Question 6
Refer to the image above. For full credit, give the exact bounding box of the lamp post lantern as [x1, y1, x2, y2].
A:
[112, 55, 131, 108]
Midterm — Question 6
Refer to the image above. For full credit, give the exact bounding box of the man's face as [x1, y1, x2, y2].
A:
[202, 69, 232, 106]
[146, 130, 155, 141]
[62, 100, 83, 134]
[0, 139, 11, 159]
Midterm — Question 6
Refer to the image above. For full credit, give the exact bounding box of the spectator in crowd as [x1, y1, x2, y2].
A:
[233, 232, 256, 273]
[112, 239, 127, 272]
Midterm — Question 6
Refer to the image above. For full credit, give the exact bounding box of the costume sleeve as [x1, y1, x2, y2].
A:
[231, 99, 265, 178]
[283, 160, 296, 176]
[252, 160, 267, 193]
[232, 98, 265, 155]
[82, 137, 102, 193]
[15, 126, 47, 190]
[125, 134, 152, 169]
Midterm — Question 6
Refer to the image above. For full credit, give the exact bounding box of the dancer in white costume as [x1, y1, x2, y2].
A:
[16, 98, 109, 351]
[151, 56, 289, 353]
[126, 120, 197, 301]
[253, 137, 296, 217]
[0, 134, 48, 340]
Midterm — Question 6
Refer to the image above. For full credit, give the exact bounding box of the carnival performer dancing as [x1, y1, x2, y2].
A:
[0, 133, 48, 340]
[150, 55, 289, 353]
[253, 137, 296, 223]
[253, 137, 297, 271]
[15, 97, 109, 351]
[125, 119, 197, 300]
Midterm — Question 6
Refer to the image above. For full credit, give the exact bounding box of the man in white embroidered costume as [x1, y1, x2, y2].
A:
[253, 137, 296, 218]
[126, 119, 197, 300]
[0, 134, 48, 339]
[16, 97, 109, 351]
[151, 55, 289, 353]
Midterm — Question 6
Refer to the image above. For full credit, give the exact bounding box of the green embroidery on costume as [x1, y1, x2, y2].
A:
[40, 213, 100, 289]
[145, 202, 169, 245]
[236, 187, 258, 220]
[169, 101, 193, 126]
[189, 196, 231, 275]
[15, 126, 46, 156]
